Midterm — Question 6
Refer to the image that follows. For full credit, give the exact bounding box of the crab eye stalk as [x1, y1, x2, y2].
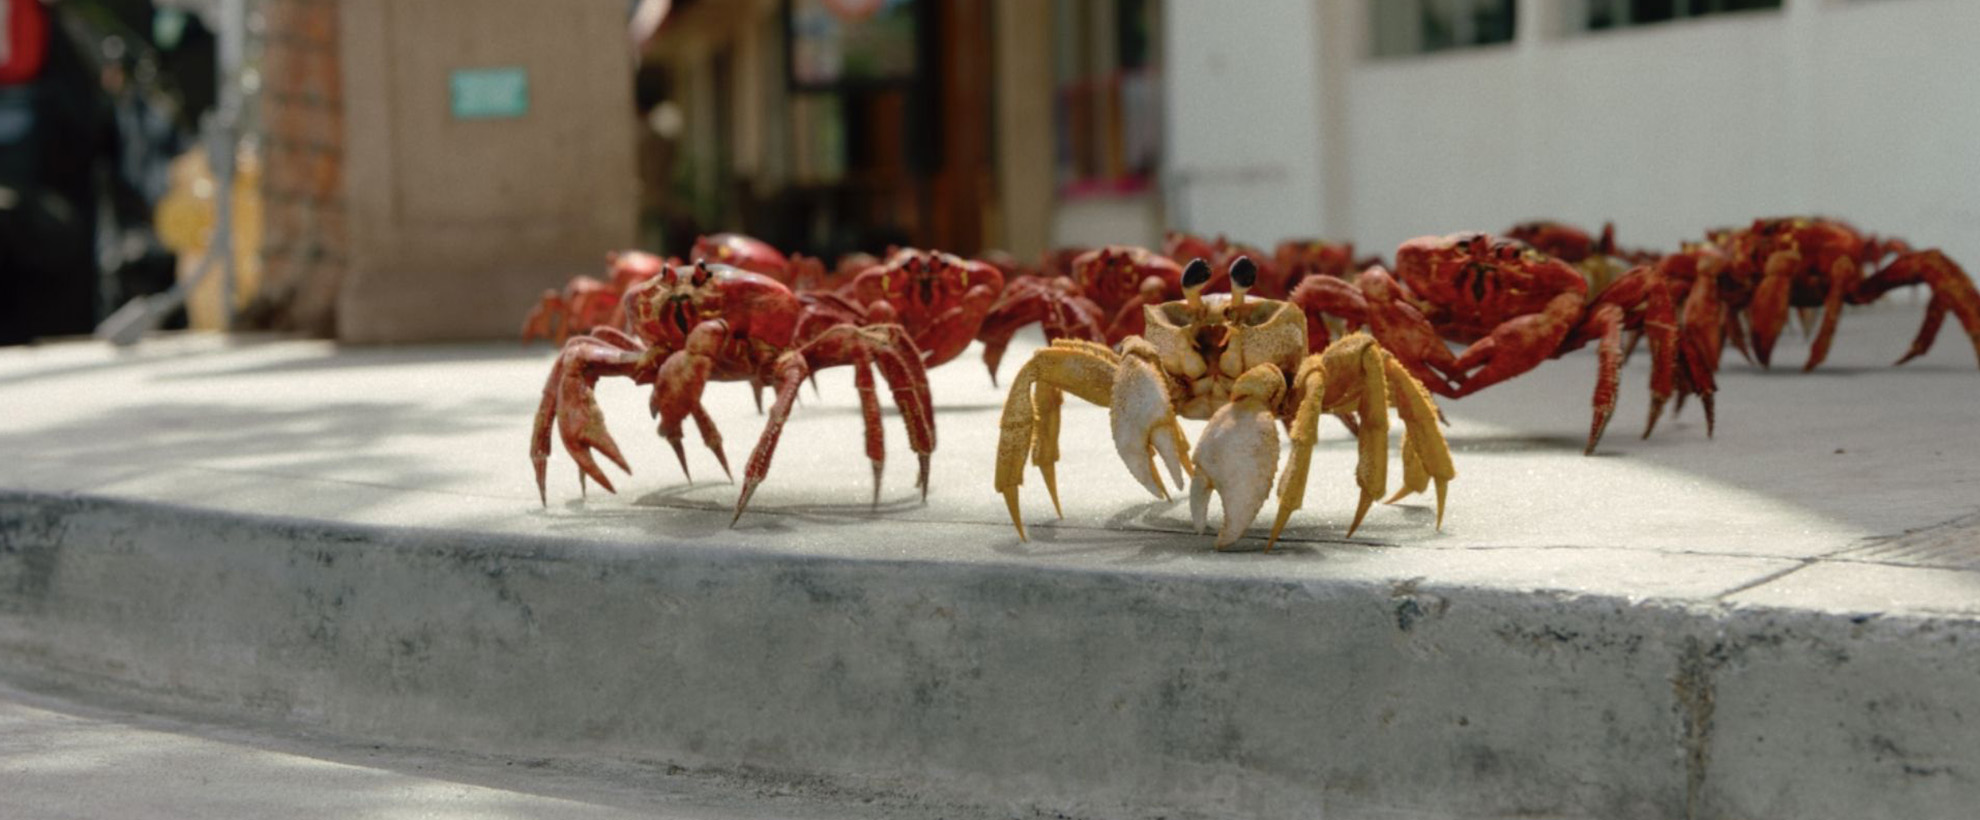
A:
[1182, 258, 1211, 311]
[691, 261, 713, 287]
[1228, 255, 1256, 309]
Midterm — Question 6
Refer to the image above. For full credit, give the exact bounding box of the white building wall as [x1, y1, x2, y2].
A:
[1161, 0, 1330, 247]
[1341, 0, 1980, 265]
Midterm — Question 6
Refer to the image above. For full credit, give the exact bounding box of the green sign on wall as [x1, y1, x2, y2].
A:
[450, 67, 530, 120]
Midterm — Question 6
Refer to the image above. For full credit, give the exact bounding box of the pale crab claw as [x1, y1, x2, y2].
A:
[1110, 345, 1189, 499]
[1188, 370, 1284, 549]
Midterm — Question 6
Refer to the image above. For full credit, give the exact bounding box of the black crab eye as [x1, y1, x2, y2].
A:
[1182, 258, 1212, 289]
[691, 261, 712, 286]
[1229, 256, 1257, 289]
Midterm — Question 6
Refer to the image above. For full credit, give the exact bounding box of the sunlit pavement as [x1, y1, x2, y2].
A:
[1, 300, 1976, 819]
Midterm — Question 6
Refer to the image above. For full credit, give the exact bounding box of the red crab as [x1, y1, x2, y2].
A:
[972, 274, 1106, 384]
[1698, 217, 1980, 371]
[798, 247, 1006, 369]
[529, 260, 936, 522]
[1271, 238, 1386, 296]
[522, 251, 666, 345]
[975, 245, 1185, 384]
[1507, 220, 1661, 296]
[691, 232, 792, 281]
[1292, 232, 1706, 454]
[521, 234, 797, 344]
[1506, 220, 1617, 265]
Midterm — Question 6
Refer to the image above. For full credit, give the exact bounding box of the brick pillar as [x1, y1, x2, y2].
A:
[251, 0, 345, 336]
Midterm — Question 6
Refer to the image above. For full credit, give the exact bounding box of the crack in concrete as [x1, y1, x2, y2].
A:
[1672, 636, 1726, 820]
[1712, 559, 1817, 601]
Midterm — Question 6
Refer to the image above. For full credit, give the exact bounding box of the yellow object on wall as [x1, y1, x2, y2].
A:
[155, 143, 263, 330]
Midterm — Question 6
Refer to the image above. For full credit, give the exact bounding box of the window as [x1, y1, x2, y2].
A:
[1583, 0, 1782, 30]
[1054, 0, 1162, 196]
[1371, 0, 1517, 58]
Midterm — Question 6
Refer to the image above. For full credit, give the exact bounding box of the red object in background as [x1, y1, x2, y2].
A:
[822, 0, 884, 21]
[1, 0, 51, 85]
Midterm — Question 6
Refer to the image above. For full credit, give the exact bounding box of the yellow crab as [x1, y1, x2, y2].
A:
[994, 257, 1456, 549]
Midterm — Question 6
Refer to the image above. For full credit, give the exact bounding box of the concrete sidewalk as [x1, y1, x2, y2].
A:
[0, 684, 992, 820]
[1, 302, 1977, 819]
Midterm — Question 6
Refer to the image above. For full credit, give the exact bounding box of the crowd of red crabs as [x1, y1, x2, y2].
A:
[525, 219, 1980, 530]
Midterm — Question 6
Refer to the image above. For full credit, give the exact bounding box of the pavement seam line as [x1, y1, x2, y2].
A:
[1711, 558, 1816, 602]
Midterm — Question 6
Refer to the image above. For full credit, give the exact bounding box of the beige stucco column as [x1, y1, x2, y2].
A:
[337, 0, 639, 342]
[992, 0, 1056, 259]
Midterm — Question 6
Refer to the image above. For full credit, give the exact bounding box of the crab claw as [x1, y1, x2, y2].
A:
[1188, 371, 1284, 549]
[1110, 342, 1190, 499]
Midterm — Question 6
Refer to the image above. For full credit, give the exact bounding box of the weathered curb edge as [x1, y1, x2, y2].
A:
[2, 491, 1974, 820]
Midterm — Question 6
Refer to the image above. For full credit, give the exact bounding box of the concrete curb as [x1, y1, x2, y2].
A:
[3, 490, 1977, 819]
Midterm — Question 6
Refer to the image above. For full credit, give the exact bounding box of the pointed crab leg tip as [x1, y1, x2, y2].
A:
[1001, 489, 1028, 541]
[587, 470, 618, 495]
[1346, 496, 1376, 539]
[731, 482, 761, 527]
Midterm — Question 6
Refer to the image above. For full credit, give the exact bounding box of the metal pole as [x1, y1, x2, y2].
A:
[214, 0, 245, 329]
[93, 0, 246, 345]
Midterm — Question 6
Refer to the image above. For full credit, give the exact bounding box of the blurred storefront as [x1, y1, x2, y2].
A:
[639, 0, 1166, 262]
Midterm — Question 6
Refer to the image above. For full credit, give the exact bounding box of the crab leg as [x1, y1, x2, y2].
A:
[1448, 291, 1583, 399]
[651, 320, 728, 482]
[1746, 248, 1802, 368]
[993, 341, 1122, 540]
[1356, 268, 1466, 394]
[853, 354, 886, 504]
[1380, 349, 1455, 521]
[732, 324, 934, 524]
[1854, 249, 1980, 367]
[977, 284, 1107, 385]
[1287, 274, 1370, 354]
[1896, 297, 1950, 366]
[1265, 357, 1326, 548]
[1263, 334, 1452, 545]
[1578, 302, 1627, 454]
[1724, 309, 1753, 364]
[866, 327, 939, 495]
[529, 333, 647, 504]
[1342, 338, 1390, 536]
[1803, 255, 1862, 372]
[912, 279, 1003, 368]
[1675, 263, 1721, 438]
[521, 288, 569, 344]
[975, 288, 1049, 386]
[689, 406, 732, 481]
